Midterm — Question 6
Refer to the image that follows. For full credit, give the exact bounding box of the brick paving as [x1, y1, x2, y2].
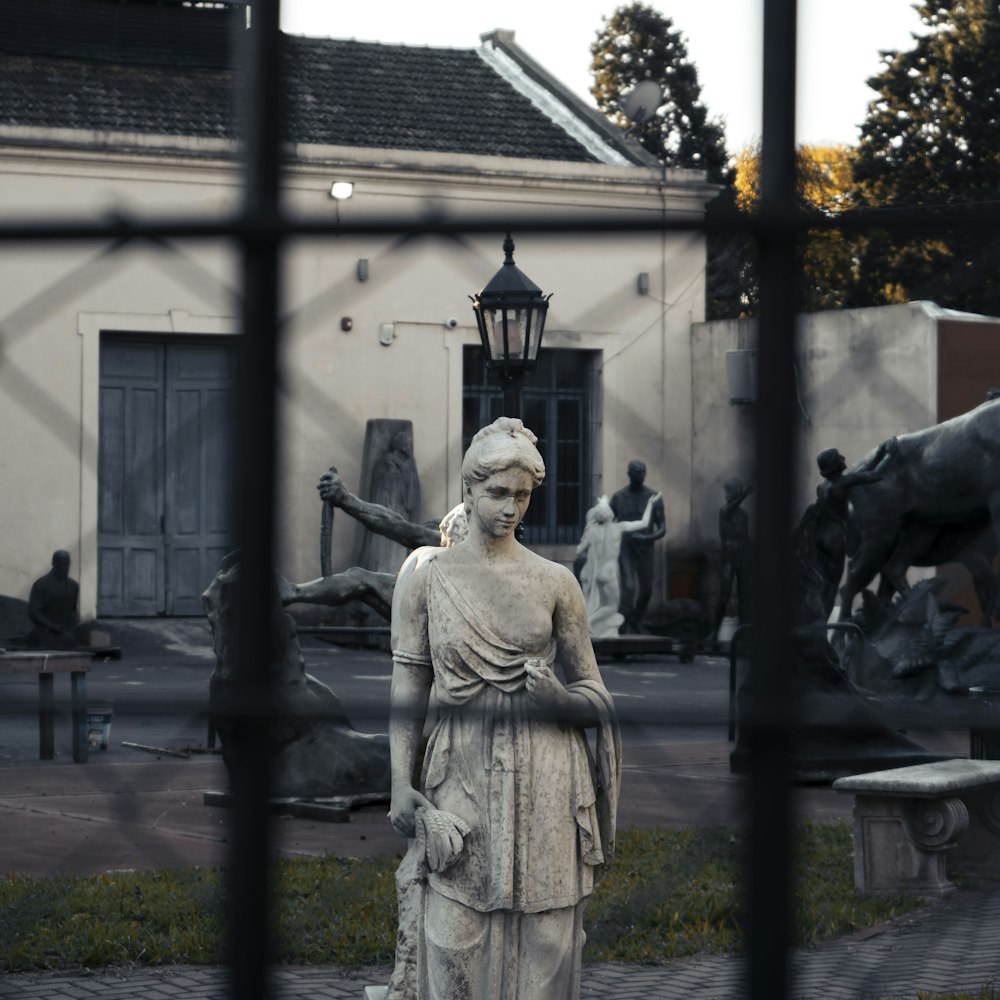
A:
[3, 889, 1000, 1000]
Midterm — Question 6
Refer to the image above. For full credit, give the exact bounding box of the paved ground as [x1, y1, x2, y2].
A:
[2, 618, 999, 998]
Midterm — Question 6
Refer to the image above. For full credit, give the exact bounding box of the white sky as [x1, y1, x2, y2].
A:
[280, 0, 924, 154]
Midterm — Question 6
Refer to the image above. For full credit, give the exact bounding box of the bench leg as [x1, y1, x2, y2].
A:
[71, 671, 88, 764]
[38, 673, 54, 760]
[853, 794, 968, 898]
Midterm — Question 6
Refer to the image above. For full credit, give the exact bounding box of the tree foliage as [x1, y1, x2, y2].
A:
[735, 143, 865, 314]
[591, 3, 742, 316]
[590, 2, 729, 184]
[853, 0, 1000, 314]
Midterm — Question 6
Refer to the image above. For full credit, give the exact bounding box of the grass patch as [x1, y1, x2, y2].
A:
[583, 820, 921, 963]
[0, 821, 926, 972]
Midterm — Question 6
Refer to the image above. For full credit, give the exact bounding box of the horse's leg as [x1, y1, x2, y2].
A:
[840, 542, 884, 620]
[878, 524, 938, 604]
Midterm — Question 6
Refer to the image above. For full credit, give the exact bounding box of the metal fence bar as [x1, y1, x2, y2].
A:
[6, 201, 1000, 244]
[745, 2, 799, 998]
[227, 2, 284, 997]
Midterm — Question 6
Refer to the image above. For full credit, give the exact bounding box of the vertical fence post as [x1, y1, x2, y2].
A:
[745, 2, 799, 998]
[229, 2, 283, 998]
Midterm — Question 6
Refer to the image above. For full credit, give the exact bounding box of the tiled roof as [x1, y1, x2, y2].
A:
[284, 37, 602, 162]
[0, 4, 623, 164]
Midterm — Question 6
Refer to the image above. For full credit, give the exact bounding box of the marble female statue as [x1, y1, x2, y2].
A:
[574, 493, 662, 638]
[386, 417, 620, 1000]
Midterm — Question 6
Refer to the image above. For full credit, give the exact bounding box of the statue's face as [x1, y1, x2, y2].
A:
[627, 462, 646, 487]
[465, 467, 533, 539]
[52, 553, 70, 580]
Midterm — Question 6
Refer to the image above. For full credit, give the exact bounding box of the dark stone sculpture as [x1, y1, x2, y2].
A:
[204, 551, 390, 799]
[731, 444, 950, 783]
[791, 442, 895, 627]
[840, 396, 1000, 624]
[609, 460, 666, 634]
[26, 550, 81, 649]
[281, 477, 468, 623]
[714, 478, 753, 634]
[318, 468, 440, 553]
[843, 579, 1000, 706]
[280, 566, 396, 620]
[356, 421, 421, 575]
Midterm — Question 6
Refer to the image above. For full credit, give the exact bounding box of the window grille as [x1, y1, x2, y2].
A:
[2, 2, 978, 998]
[462, 345, 597, 544]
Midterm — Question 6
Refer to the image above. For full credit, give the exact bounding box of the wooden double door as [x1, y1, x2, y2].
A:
[98, 338, 234, 616]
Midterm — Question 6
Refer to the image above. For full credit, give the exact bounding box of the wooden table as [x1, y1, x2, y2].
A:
[0, 651, 91, 762]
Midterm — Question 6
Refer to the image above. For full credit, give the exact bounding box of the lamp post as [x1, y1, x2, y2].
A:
[469, 232, 552, 416]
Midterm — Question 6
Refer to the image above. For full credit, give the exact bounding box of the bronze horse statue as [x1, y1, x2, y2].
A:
[840, 397, 1000, 627]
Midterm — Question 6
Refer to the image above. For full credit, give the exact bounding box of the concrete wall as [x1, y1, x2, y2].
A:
[690, 302, 944, 612]
[0, 133, 713, 617]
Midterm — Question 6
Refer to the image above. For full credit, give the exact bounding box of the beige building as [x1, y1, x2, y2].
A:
[0, 2, 716, 620]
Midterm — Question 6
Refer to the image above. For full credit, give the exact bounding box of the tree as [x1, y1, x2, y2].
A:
[735, 143, 865, 313]
[590, 3, 729, 184]
[852, 0, 1000, 314]
[591, 3, 742, 314]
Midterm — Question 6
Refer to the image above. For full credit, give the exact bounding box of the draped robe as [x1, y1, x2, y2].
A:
[387, 560, 620, 1000]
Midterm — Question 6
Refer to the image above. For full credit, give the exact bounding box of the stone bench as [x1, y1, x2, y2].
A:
[833, 759, 1000, 898]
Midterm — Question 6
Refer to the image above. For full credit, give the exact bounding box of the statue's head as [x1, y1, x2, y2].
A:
[461, 417, 545, 491]
[51, 550, 71, 580]
[817, 448, 846, 478]
[723, 477, 743, 501]
[438, 503, 469, 547]
[390, 428, 413, 455]
[627, 460, 646, 486]
[588, 495, 614, 525]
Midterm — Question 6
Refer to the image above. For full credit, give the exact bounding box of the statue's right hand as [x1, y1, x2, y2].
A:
[317, 470, 347, 504]
[388, 786, 434, 839]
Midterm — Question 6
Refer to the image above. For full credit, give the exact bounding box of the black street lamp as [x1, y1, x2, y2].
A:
[469, 231, 552, 415]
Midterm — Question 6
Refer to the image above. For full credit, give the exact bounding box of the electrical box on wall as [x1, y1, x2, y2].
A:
[725, 349, 757, 403]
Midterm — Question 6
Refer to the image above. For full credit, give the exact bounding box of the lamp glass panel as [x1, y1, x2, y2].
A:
[506, 308, 526, 360]
[530, 308, 546, 359]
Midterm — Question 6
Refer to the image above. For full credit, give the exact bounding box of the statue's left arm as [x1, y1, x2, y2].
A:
[523, 567, 610, 727]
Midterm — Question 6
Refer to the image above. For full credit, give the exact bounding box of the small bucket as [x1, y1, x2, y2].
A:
[86, 700, 114, 751]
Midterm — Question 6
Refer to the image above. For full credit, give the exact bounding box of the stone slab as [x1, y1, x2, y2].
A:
[833, 758, 1000, 796]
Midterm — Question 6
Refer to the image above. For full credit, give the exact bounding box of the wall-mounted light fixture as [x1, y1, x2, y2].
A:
[379, 322, 395, 346]
[330, 181, 354, 226]
[637, 272, 650, 295]
[357, 258, 369, 282]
